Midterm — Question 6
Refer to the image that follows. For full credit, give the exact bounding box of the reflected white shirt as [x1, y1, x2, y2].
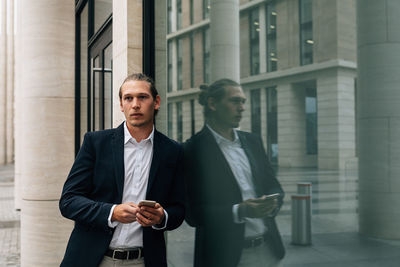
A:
[107, 122, 167, 249]
[207, 125, 267, 238]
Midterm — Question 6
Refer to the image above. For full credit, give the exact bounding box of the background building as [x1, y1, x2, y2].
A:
[166, 0, 357, 170]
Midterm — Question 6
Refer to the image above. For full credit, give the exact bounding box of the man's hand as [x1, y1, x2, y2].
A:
[111, 202, 139, 223]
[136, 203, 165, 227]
[238, 197, 278, 219]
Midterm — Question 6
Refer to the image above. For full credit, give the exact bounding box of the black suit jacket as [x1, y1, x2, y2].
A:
[59, 123, 185, 267]
[184, 126, 285, 267]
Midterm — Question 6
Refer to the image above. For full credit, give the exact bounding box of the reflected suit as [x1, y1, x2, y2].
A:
[184, 126, 285, 267]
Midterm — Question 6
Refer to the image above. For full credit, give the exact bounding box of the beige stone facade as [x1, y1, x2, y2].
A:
[167, 0, 357, 169]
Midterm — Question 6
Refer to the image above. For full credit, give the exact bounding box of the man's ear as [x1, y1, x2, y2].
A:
[154, 95, 161, 111]
[119, 99, 124, 112]
[207, 97, 217, 112]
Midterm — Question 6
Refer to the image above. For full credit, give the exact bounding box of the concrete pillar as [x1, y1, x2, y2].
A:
[112, 0, 143, 127]
[210, 0, 240, 82]
[155, 0, 167, 134]
[13, 0, 22, 210]
[317, 70, 356, 170]
[6, 0, 14, 164]
[19, 1, 75, 266]
[0, 0, 6, 165]
[357, 0, 400, 239]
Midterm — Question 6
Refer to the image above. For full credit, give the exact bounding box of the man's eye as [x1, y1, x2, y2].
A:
[125, 97, 133, 101]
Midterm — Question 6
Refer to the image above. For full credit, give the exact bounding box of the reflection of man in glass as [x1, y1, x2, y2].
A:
[184, 79, 285, 267]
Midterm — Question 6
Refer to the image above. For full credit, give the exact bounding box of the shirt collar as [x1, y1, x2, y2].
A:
[206, 124, 240, 146]
[124, 122, 155, 145]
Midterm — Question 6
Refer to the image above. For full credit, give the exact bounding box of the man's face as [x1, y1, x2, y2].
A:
[119, 80, 160, 128]
[210, 86, 246, 129]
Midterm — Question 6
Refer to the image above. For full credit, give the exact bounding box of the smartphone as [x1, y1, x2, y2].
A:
[261, 193, 280, 200]
[138, 200, 157, 208]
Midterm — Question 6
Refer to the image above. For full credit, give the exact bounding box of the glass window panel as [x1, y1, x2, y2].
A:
[168, 103, 173, 138]
[190, 33, 194, 88]
[266, 2, 277, 72]
[80, 3, 89, 144]
[176, 0, 182, 30]
[251, 89, 261, 135]
[203, 0, 210, 19]
[104, 42, 112, 129]
[177, 38, 183, 90]
[168, 40, 173, 92]
[94, 0, 112, 34]
[250, 8, 260, 75]
[203, 27, 210, 83]
[176, 102, 183, 142]
[299, 0, 313, 65]
[266, 87, 278, 164]
[167, 0, 173, 33]
[305, 87, 317, 154]
[93, 56, 100, 131]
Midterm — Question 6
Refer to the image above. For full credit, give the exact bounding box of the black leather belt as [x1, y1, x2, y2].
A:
[105, 248, 144, 260]
[243, 233, 269, 249]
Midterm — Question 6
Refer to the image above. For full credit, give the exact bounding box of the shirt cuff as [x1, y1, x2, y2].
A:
[108, 204, 119, 228]
[232, 204, 245, 224]
[152, 209, 169, 230]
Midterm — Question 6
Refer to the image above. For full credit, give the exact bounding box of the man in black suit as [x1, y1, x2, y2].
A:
[184, 79, 285, 267]
[59, 73, 185, 267]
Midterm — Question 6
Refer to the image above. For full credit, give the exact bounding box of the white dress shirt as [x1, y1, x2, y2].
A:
[107, 122, 167, 249]
[207, 125, 267, 238]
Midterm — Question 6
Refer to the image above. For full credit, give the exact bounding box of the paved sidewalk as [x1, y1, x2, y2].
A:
[0, 164, 19, 267]
[1, 164, 400, 267]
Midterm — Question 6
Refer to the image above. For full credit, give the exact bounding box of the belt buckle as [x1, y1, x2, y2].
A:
[112, 249, 125, 260]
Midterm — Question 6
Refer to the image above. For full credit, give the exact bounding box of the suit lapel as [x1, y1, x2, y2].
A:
[146, 130, 162, 195]
[200, 127, 239, 189]
[112, 123, 125, 200]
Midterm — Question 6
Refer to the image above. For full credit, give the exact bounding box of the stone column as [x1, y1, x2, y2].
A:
[0, 0, 7, 165]
[210, 0, 240, 82]
[6, 0, 14, 164]
[19, 1, 75, 266]
[112, 0, 143, 127]
[317, 69, 356, 170]
[357, 0, 400, 239]
[14, 0, 22, 210]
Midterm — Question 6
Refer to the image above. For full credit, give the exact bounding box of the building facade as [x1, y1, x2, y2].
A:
[166, 0, 357, 170]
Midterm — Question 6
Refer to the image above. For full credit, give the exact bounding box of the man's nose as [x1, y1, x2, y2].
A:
[132, 98, 140, 109]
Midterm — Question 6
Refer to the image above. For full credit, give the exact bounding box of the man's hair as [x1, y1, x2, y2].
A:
[119, 73, 159, 116]
[198, 78, 241, 118]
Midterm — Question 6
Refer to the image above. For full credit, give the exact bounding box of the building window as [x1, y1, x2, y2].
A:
[266, 87, 278, 164]
[167, 40, 173, 92]
[177, 38, 183, 90]
[176, 102, 183, 142]
[203, 0, 210, 19]
[190, 99, 195, 136]
[94, 0, 112, 35]
[190, 33, 195, 88]
[251, 89, 261, 136]
[190, 0, 194, 24]
[203, 27, 210, 84]
[168, 103, 173, 138]
[266, 2, 277, 72]
[299, 0, 313, 65]
[249, 8, 260, 75]
[177, 0, 182, 30]
[305, 87, 317, 154]
[167, 0, 172, 33]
